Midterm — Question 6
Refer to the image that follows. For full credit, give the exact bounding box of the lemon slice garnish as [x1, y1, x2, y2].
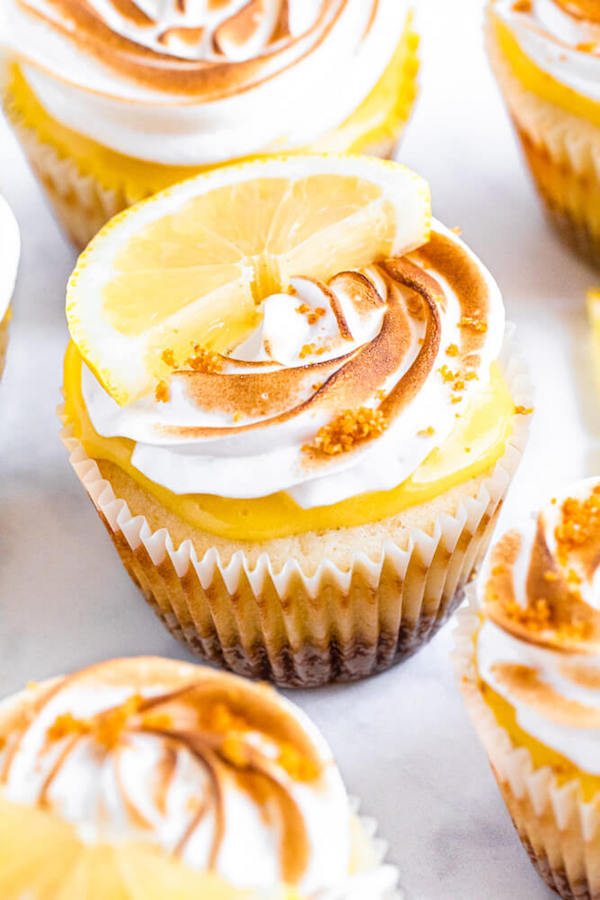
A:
[67, 154, 431, 405]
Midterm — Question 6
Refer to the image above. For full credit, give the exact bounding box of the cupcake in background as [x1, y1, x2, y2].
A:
[0, 194, 20, 380]
[456, 478, 600, 900]
[0, 656, 398, 899]
[486, 0, 600, 266]
[1, 0, 419, 249]
[61, 154, 531, 687]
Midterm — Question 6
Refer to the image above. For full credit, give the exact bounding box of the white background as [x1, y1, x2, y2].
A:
[1, 1, 598, 897]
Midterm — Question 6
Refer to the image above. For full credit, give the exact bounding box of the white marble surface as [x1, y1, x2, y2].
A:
[1, 1, 598, 897]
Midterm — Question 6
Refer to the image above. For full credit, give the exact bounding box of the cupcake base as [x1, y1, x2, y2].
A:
[455, 598, 600, 900]
[60, 340, 531, 688]
[487, 15, 600, 268]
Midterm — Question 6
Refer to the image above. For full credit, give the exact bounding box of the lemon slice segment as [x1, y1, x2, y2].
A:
[67, 155, 431, 405]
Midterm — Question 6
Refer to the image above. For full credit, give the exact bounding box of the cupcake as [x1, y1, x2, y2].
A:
[0, 655, 398, 898]
[456, 477, 600, 900]
[487, 0, 600, 266]
[60, 154, 531, 687]
[0, 194, 20, 380]
[1, 0, 419, 250]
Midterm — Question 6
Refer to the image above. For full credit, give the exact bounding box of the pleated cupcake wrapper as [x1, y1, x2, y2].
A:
[5, 114, 125, 250]
[322, 796, 402, 900]
[454, 588, 600, 899]
[60, 331, 530, 687]
[487, 15, 600, 266]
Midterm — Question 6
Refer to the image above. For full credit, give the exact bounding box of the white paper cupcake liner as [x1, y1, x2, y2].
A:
[59, 329, 532, 688]
[454, 587, 600, 900]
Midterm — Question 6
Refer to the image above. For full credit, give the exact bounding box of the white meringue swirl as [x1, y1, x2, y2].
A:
[81, 222, 505, 508]
[494, 0, 600, 101]
[2, 0, 412, 165]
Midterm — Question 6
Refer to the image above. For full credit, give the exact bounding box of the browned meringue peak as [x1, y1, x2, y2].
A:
[21, 0, 349, 97]
[157, 233, 491, 459]
[0, 658, 323, 883]
[552, 0, 600, 24]
[484, 494, 600, 655]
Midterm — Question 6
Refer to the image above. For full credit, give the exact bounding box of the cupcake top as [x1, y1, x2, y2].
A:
[476, 478, 600, 775]
[492, 0, 600, 100]
[2, 0, 412, 165]
[78, 220, 506, 511]
[0, 656, 390, 897]
[0, 194, 20, 321]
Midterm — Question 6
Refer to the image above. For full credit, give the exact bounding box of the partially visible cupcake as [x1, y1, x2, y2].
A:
[0, 656, 398, 899]
[61, 154, 531, 687]
[1, 0, 419, 249]
[456, 478, 600, 900]
[487, 0, 600, 266]
[0, 194, 20, 380]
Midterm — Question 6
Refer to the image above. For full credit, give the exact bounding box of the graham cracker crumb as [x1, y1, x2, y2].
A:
[155, 381, 170, 403]
[304, 407, 388, 456]
[185, 343, 222, 374]
[459, 316, 487, 333]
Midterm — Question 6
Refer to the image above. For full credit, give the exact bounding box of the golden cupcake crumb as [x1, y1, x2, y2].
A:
[296, 303, 326, 325]
[446, 343, 459, 357]
[160, 348, 178, 369]
[185, 343, 222, 373]
[155, 380, 170, 403]
[418, 426, 435, 437]
[459, 316, 487, 333]
[555, 486, 600, 563]
[305, 407, 388, 455]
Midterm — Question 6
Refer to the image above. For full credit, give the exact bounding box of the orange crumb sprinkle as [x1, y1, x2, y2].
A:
[155, 380, 170, 403]
[450, 225, 463, 235]
[577, 42, 597, 53]
[451, 395, 462, 404]
[555, 486, 600, 565]
[48, 695, 146, 750]
[305, 407, 388, 456]
[277, 744, 320, 782]
[299, 343, 327, 359]
[418, 426, 435, 437]
[459, 316, 487, 333]
[160, 348, 178, 369]
[505, 598, 551, 631]
[296, 304, 326, 325]
[512, 0, 531, 11]
[185, 343, 222, 374]
[465, 371, 478, 381]
[446, 343, 459, 357]
[439, 365, 458, 383]
[514, 405, 533, 415]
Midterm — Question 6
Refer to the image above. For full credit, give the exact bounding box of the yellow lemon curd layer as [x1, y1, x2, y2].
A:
[64, 343, 515, 542]
[5, 15, 418, 203]
[492, 11, 600, 125]
[476, 637, 600, 803]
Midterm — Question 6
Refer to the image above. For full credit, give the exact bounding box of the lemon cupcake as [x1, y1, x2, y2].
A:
[0, 194, 20, 380]
[1, 0, 419, 250]
[61, 154, 531, 687]
[456, 478, 600, 900]
[487, 0, 600, 266]
[0, 655, 398, 899]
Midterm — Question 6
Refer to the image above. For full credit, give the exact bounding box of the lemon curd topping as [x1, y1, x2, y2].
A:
[4, 14, 418, 202]
[63, 344, 515, 542]
[492, 10, 600, 125]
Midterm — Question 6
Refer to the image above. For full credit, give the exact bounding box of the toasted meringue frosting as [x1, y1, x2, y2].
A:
[2, 0, 412, 165]
[0, 195, 20, 320]
[476, 478, 600, 775]
[0, 657, 366, 895]
[493, 0, 600, 101]
[80, 221, 506, 509]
